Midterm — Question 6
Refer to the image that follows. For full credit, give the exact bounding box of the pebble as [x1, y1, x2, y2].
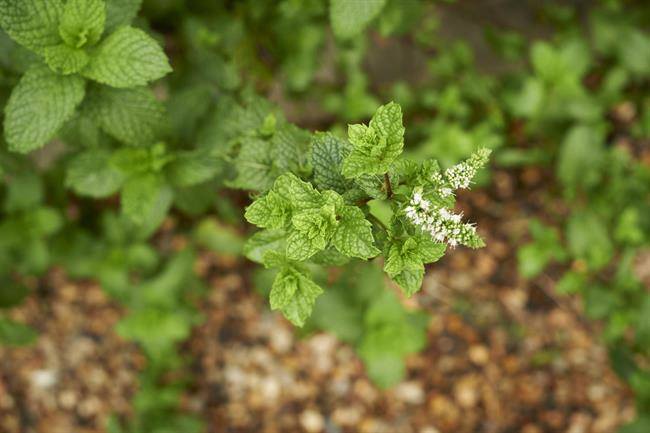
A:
[30, 369, 57, 389]
[453, 375, 479, 408]
[300, 409, 325, 433]
[395, 381, 425, 404]
[468, 345, 490, 365]
[331, 406, 362, 426]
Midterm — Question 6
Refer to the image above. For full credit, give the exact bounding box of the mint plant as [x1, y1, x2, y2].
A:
[243, 102, 491, 326]
[0, 0, 170, 153]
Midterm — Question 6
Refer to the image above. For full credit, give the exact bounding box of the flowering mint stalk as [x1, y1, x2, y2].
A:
[242, 102, 491, 325]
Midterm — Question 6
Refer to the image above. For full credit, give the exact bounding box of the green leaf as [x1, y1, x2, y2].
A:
[166, 150, 222, 187]
[3, 172, 42, 212]
[58, 0, 106, 48]
[312, 132, 352, 193]
[384, 236, 444, 276]
[116, 307, 192, 358]
[286, 230, 322, 261]
[342, 102, 404, 178]
[517, 220, 567, 278]
[270, 267, 323, 327]
[557, 125, 604, 193]
[0, 0, 64, 54]
[65, 148, 125, 197]
[330, 0, 387, 39]
[273, 173, 321, 210]
[43, 43, 89, 74]
[0, 318, 37, 346]
[105, 0, 142, 34]
[85, 85, 167, 146]
[4, 65, 85, 153]
[244, 190, 292, 230]
[332, 206, 379, 259]
[566, 211, 613, 270]
[83, 26, 171, 88]
[121, 173, 172, 226]
[244, 229, 286, 263]
[392, 268, 424, 297]
[229, 124, 311, 192]
[227, 137, 275, 191]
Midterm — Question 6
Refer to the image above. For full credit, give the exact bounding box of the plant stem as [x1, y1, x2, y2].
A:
[384, 173, 393, 199]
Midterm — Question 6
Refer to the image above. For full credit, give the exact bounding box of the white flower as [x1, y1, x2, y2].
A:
[440, 187, 453, 197]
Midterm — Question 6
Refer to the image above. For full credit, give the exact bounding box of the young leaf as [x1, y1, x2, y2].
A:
[273, 172, 321, 210]
[43, 43, 89, 74]
[84, 85, 167, 146]
[270, 267, 323, 327]
[332, 206, 380, 259]
[4, 65, 85, 153]
[0, 0, 64, 54]
[342, 102, 405, 178]
[58, 0, 106, 48]
[330, 0, 387, 39]
[83, 26, 171, 88]
[244, 191, 292, 230]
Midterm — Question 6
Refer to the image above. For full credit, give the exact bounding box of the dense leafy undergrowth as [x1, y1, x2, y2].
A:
[0, 0, 648, 432]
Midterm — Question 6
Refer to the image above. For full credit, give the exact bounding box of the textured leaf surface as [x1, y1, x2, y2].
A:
[0, 0, 64, 54]
[83, 26, 171, 88]
[65, 149, 125, 197]
[286, 230, 322, 261]
[332, 206, 379, 259]
[44, 43, 89, 74]
[85, 85, 166, 146]
[330, 0, 387, 39]
[312, 132, 352, 193]
[59, 0, 105, 48]
[273, 173, 321, 210]
[392, 268, 424, 297]
[4, 65, 85, 153]
[245, 190, 292, 230]
[270, 268, 323, 327]
[342, 102, 404, 178]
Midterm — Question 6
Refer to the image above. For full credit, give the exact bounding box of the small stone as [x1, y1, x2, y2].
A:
[332, 406, 362, 426]
[30, 369, 57, 389]
[300, 409, 324, 433]
[270, 326, 293, 353]
[259, 376, 280, 401]
[395, 381, 425, 404]
[429, 395, 460, 429]
[453, 375, 479, 408]
[468, 345, 489, 365]
[58, 390, 78, 409]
